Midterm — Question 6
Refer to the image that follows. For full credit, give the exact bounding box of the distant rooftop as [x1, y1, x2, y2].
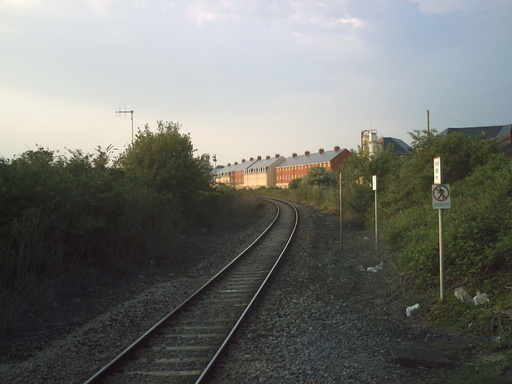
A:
[438, 125, 511, 140]
[277, 147, 348, 167]
[382, 137, 412, 154]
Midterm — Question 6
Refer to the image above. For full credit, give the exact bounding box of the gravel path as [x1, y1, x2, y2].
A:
[1, 202, 455, 383]
[210, 203, 454, 383]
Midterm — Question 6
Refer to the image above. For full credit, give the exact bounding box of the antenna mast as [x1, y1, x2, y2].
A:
[116, 108, 135, 143]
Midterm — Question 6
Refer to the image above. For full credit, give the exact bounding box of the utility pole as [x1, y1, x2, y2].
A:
[426, 110, 430, 134]
[116, 108, 134, 143]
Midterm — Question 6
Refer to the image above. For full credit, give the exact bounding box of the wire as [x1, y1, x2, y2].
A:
[428, 112, 479, 127]
[432, 84, 512, 113]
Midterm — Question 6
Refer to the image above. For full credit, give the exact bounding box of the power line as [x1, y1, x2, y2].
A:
[428, 112, 479, 127]
[432, 84, 512, 113]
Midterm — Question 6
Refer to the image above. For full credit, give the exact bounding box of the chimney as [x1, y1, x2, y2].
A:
[227, 163, 231, 166]
[234, 162, 238, 165]
[250, 157, 254, 161]
[266, 155, 270, 160]
[305, 150, 310, 156]
[318, 148, 324, 153]
[275, 154, 280, 158]
[334, 145, 340, 151]
[242, 159, 246, 163]
[257, 156, 262, 160]
[292, 153, 297, 158]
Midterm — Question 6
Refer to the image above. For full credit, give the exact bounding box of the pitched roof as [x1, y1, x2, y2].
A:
[438, 124, 512, 155]
[277, 148, 348, 167]
[439, 124, 511, 140]
[382, 137, 412, 154]
[214, 159, 258, 177]
[245, 156, 285, 171]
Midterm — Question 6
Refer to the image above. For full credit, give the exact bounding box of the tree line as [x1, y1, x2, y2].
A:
[259, 130, 512, 306]
[0, 121, 259, 329]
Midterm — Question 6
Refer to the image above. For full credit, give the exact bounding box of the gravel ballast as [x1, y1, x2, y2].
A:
[1, 202, 456, 383]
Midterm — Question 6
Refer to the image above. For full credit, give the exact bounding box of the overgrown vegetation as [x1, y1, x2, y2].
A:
[257, 130, 512, 371]
[256, 166, 342, 220]
[0, 121, 259, 331]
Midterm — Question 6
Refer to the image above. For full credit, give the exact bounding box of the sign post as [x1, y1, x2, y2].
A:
[433, 157, 450, 300]
[372, 175, 378, 252]
[339, 173, 343, 252]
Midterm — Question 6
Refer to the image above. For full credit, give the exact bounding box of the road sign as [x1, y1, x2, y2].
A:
[434, 157, 442, 184]
[432, 184, 450, 209]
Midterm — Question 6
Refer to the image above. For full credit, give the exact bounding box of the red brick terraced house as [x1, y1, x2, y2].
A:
[275, 146, 352, 188]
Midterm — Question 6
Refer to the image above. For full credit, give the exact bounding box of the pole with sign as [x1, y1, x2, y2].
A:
[372, 175, 378, 252]
[433, 157, 450, 300]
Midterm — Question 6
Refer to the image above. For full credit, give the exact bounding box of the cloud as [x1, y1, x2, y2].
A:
[336, 16, 363, 27]
[0, 25, 20, 36]
[184, 0, 295, 26]
[82, 0, 114, 16]
[1, 0, 37, 7]
[1, 0, 117, 17]
[409, 0, 478, 15]
[183, 0, 362, 31]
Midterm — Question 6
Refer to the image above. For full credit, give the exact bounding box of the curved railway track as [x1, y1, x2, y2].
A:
[84, 198, 298, 384]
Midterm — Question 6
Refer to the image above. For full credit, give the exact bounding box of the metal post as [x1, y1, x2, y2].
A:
[434, 156, 445, 300]
[426, 109, 430, 134]
[339, 173, 343, 252]
[374, 187, 378, 252]
[439, 208, 445, 299]
[130, 110, 134, 143]
[372, 175, 378, 252]
[116, 109, 135, 143]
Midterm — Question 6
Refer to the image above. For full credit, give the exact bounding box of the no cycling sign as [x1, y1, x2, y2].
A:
[432, 184, 451, 209]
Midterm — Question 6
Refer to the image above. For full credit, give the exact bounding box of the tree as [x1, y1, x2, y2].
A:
[302, 166, 337, 187]
[121, 121, 212, 203]
[383, 129, 498, 214]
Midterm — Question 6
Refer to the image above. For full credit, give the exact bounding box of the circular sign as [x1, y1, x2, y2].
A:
[433, 184, 450, 201]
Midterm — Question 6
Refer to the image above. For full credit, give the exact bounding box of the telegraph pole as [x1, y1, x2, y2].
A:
[116, 108, 134, 143]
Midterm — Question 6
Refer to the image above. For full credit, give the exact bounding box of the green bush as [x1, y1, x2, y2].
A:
[382, 138, 510, 287]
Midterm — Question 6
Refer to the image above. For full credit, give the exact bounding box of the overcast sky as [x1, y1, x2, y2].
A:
[1, 0, 511, 165]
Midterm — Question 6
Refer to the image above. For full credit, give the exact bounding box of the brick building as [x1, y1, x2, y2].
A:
[244, 154, 285, 188]
[275, 146, 351, 188]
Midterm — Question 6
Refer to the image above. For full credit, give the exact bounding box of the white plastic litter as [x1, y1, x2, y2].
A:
[473, 292, 490, 305]
[406, 303, 420, 317]
[454, 287, 473, 303]
[366, 262, 384, 273]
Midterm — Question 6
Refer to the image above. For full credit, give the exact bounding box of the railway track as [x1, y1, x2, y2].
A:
[84, 198, 298, 384]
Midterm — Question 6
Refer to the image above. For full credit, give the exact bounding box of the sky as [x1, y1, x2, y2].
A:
[1, 0, 511, 166]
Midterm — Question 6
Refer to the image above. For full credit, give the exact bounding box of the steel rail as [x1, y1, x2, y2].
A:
[83, 198, 297, 384]
[195, 198, 298, 383]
